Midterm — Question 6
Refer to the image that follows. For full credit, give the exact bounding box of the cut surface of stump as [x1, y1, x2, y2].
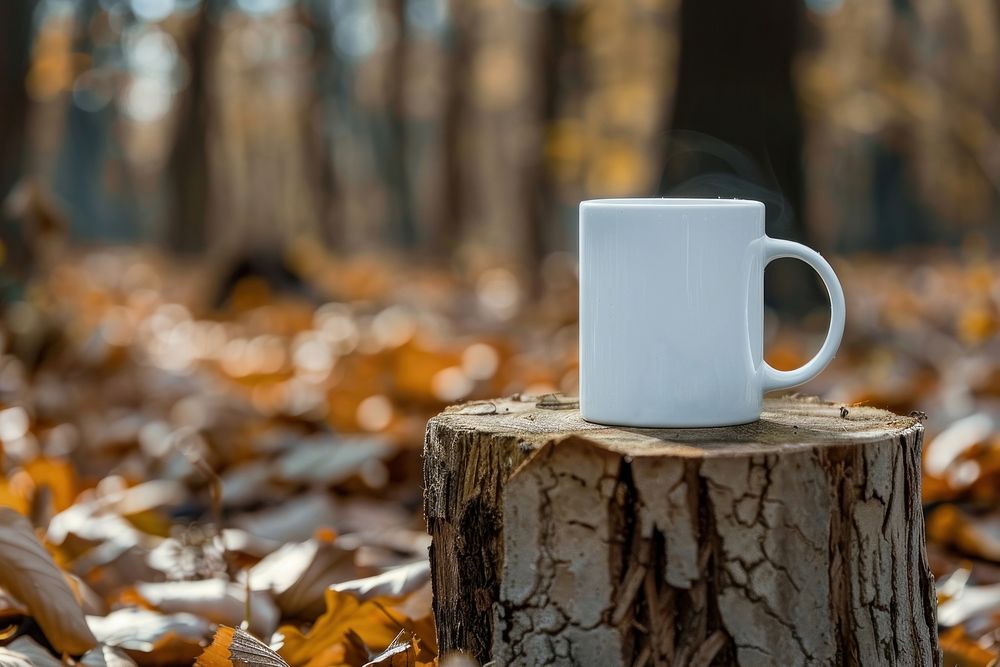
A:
[423, 395, 940, 666]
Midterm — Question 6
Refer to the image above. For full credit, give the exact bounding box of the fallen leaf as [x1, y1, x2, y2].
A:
[47, 496, 143, 557]
[107, 480, 186, 537]
[0, 637, 61, 667]
[66, 572, 110, 616]
[0, 478, 31, 516]
[925, 413, 995, 477]
[248, 537, 361, 619]
[24, 456, 77, 513]
[87, 608, 212, 667]
[939, 582, 1000, 627]
[233, 493, 338, 543]
[339, 530, 431, 570]
[107, 481, 188, 519]
[276, 436, 393, 486]
[928, 506, 1000, 562]
[79, 644, 139, 667]
[362, 630, 421, 667]
[331, 560, 430, 601]
[940, 626, 999, 667]
[219, 528, 283, 559]
[196, 625, 289, 667]
[334, 499, 411, 536]
[0, 646, 33, 667]
[277, 589, 407, 667]
[0, 588, 28, 620]
[388, 581, 435, 654]
[75, 541, 165, 599]
[0, 507, 96, 655]
[220, 461, 277, 509]
[125, 578, 280, 638]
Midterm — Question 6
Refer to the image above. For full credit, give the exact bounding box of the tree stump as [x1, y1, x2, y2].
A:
[423, 395, 940, 666]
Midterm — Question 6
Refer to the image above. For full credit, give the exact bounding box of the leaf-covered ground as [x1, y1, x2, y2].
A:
[0, 247, 998, 665]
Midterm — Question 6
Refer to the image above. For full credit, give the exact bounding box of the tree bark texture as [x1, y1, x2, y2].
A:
[423, 395, 940, 666]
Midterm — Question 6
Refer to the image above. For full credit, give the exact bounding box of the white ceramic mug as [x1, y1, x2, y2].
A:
[579, 198, 845, 427]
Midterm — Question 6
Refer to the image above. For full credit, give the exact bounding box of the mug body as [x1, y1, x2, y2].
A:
[579, 198, 765, 427]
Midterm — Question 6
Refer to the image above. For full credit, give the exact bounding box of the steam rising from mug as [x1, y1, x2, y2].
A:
[659, 130, 799, 241]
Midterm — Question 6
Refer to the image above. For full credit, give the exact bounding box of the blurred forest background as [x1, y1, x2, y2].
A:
[2, 0, 1000, 665]
[3, 0, 1000, 265]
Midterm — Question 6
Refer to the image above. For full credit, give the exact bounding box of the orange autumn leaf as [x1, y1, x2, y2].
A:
[278, 589, 413, 667]
[0, 508, 96, 656]
[940, 626, 999, 667]
[361, 630, 434, 667]
[958, 304, 1000, 346]
[24, 456, 77, 513]
[0, 477, 31, 515]
[196, 625, 289, 667]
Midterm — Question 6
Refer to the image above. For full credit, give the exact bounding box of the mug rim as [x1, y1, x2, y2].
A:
[581, 197, 763, 208]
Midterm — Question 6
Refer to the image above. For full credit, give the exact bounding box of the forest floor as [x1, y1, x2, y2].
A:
[0, 246, 998, 666]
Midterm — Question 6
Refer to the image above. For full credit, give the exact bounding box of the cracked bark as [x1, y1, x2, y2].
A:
[423, 395, 941, 666]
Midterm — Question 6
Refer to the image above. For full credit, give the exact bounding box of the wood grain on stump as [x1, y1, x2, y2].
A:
[423, 395, 940, 666]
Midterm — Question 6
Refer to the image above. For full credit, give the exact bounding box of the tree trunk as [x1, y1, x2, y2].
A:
[424, 395, 940, 666]
[0, 0, 35, 204]
[167, 4, 212, 253]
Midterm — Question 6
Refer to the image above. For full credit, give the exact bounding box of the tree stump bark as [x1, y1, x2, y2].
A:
[423, 395, 940, 666]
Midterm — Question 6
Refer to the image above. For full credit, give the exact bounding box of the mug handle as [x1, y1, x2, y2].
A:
[761, 238, 846, 393]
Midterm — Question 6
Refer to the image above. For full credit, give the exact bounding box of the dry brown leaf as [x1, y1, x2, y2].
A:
[334, 500, 411, 536]
[0, 646, 33, 667]
[219, 529, 283, 559]
[0, 588, 28, 620]
[940, 626, 999, 667]
[939, 582, 1000, 627]
[924, 413, 995, 478]
[220, 461, 277, 510]
[339, 531, 430, 570]
[23, 456, 77, 513]
[233, 493, 338, 543]
[388, 581, 435, 655]
[66, 572, 110, 616]
[1, 637, 61, 667]
[47, 497, 143, 557]
[78, 644, 139, 667]
[275, 436, 393, 486]
[106, 481, 187, 518]
[196, 625, 289, 667]
[361, 630, 420, 667]
[277, 589, 409, 667]
[108, 481, 187, 537]
[126, 578, 280, 638]
[76, 541, 165, 600]
[0, 478, 31, 517]
[331, 560, 430, 601]
[928, 506, 1000, 562]
[87, 607, 212, 666]
[360, 629, 436, 667]
[248, 537, 360, 619]
[0, 507, 96, 655]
